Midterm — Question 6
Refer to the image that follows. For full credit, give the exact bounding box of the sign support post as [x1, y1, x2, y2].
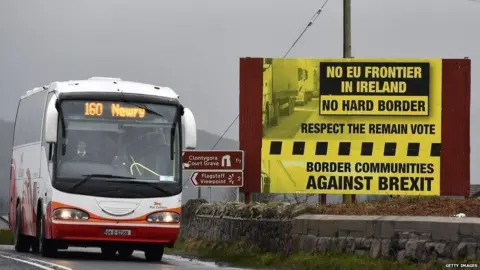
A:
[342, 0, 355, 205]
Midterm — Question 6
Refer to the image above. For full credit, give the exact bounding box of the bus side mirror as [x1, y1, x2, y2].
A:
[182, 108, 196, 149]
[45, 97, 58, 143]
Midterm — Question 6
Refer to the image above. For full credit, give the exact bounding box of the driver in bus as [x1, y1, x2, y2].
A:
[72, 140, 93, 162]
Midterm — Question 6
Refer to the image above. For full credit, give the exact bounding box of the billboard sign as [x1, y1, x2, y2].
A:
[260, 58, 442, 196]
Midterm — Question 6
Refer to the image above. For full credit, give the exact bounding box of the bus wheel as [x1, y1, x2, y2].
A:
[39, 211, 57, 257]
[118, 247, 134, 259]
[144, 246, 164, 262]
[101, 246, 117, 259]
[32, 204, 42, 253]
[14, 204, 31, 252]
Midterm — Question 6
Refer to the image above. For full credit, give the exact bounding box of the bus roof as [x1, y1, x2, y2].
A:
[20, 77, 179, 100]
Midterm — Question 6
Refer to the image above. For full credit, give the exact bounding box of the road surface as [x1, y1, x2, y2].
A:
[263, 98, 319, 139]
[0, 245, 250, 270]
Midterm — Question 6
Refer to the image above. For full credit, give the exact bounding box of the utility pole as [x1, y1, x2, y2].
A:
[343, 0, 352, 58]
[342, 0, 354, 205]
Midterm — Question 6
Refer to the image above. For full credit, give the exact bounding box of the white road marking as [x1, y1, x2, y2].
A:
[162, 254, 252, 269]
[0, 254, 56, 270]
[0, 252, 73, 270]
[23, 257, 74, 270]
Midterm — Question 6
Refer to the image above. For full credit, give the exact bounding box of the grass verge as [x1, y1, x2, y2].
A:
[0, 229, 13, 245]
[166, 237, 463, 270]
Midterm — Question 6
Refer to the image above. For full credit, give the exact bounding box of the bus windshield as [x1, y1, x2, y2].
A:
[54, 100, 181, 196]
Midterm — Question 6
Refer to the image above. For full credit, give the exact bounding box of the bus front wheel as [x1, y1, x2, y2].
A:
[118, 247, 134, 259]
[144, 246, 164, 262]
[101, 246, 117, 259]
[38, 211, 57, 257]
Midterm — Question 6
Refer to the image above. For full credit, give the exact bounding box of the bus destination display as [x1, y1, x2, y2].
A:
[84, 102, 146, 119]
[62, 100, 171, 121]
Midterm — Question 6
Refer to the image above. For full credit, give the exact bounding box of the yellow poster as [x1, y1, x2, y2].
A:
[261, 58, 442, 196]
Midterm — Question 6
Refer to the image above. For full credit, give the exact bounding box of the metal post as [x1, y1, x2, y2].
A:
[343, 0, 352, 58]
[244, 192, 251, 204]
[342, 0, 354, 205]
[318, 194, 326, 205]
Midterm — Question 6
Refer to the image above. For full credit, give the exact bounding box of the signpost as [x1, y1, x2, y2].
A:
[190, 171, 243, 187]
[183, 150, 245, 189]
[182, 150, 244, 171]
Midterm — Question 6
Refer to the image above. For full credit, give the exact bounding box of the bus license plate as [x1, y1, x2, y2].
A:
[104, 229, 131, 236]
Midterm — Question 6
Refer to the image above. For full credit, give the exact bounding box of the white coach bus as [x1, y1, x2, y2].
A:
[8, 77, 196, 261]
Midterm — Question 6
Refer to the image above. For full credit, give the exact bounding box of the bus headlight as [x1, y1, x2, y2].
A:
[146, 212, 179, 223]
[52, 208, 89, 220]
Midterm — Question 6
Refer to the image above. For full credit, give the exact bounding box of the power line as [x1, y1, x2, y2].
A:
[210, 114, 239, 150]
[183, 0, 331, 189]
[209, 0, 330, 151]
[283, 0, 330, 57]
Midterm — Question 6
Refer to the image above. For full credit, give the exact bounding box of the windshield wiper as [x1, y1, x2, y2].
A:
[69, 174, 136, 192]
[105, 179, 172, 195]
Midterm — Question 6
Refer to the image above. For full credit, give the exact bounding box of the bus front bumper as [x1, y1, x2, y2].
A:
[50, 220, 180, 245]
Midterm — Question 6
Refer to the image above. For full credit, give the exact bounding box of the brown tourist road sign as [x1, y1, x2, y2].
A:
[189, 171, 244, 187]
[182, 150, 244, 171]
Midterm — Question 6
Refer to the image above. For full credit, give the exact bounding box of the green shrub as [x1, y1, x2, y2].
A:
[0, 230, 13, 245]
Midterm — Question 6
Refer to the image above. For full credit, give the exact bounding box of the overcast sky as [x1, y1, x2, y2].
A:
[1, 0, 479, 182]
